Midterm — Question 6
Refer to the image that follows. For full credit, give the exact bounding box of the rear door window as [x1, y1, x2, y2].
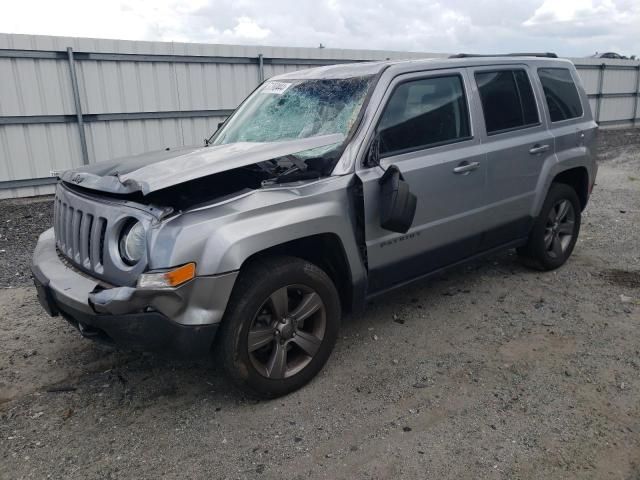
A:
[475, 69, 540, 135]
[538, 68, 583, 122]
[377, 75, 471, 156]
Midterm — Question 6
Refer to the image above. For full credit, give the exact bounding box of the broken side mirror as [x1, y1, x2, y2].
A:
[378, 165, 417, 234]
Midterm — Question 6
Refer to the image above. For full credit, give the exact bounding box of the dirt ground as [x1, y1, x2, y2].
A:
[1, 129, 639, 480]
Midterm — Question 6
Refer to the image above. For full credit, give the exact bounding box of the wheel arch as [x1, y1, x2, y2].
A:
[551, 166, 589, 211]
[237, 233, 363, 314]
[533, 164, 590, 218]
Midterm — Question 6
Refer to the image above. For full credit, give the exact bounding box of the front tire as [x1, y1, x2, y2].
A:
[518, 183, 581, 271]
[217, 256, 341, 398]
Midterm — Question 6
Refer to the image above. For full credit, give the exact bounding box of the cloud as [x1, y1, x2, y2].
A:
[223, 16, 270, 40]
[0, 0, 638, 57]
[522, 0, 640, 54]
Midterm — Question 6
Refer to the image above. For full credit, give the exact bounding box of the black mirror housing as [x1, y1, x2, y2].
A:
[378, 165, 417, 233]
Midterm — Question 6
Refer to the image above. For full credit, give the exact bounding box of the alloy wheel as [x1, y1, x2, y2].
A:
[544, 199, 575, 259]
[247, 284, 326, 379]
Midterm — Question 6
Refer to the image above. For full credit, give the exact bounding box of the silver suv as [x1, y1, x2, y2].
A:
[32, 54, 598, 397]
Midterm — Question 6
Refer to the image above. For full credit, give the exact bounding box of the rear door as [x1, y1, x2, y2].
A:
[357, 69, 488, 294]
[468, 65, 555, 250]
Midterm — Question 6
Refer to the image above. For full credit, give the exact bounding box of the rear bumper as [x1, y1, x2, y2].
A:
[31, 228, 237, 357]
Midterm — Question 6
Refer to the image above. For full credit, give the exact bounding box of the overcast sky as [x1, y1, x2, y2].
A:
[1, 0, 638, 57]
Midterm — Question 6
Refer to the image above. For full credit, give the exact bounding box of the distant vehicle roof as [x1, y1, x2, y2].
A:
[590, 52, 627, 59]
[271, 56, 573, 80]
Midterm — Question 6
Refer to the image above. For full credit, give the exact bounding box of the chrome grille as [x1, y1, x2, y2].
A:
[54, 197, 107, 274]
[53, 183, 155, 286]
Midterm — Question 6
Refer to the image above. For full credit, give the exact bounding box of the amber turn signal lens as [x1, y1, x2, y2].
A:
[164, 263, 196, 287]
[137, 263, 196, 289]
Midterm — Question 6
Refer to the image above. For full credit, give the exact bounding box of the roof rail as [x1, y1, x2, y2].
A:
[449, 52, 558, 59]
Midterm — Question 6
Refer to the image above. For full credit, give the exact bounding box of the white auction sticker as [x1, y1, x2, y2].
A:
[261, 81, 292, 95]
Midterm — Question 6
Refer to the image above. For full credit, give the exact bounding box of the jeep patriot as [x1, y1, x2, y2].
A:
[32, 54, 598, 397]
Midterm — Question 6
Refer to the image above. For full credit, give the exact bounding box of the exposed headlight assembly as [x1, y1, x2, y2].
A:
[119, 220, 146, 265]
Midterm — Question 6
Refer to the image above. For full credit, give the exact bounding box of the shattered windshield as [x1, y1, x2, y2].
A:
[212, 75, 374, 147]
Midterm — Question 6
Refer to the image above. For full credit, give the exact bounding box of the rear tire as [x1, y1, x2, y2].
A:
[217, 255, 341, 399]
[517, 183, 581, 271]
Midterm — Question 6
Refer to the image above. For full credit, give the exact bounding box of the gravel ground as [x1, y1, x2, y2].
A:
[1, 129, 639, 479]
[0, 198, 53, 288]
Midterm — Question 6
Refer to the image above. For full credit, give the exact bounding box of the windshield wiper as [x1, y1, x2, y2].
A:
[272, 169, 321, 184]
[260, 155, 320, 185]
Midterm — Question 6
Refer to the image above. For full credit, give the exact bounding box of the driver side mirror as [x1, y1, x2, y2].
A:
[378, 165, 417, 234]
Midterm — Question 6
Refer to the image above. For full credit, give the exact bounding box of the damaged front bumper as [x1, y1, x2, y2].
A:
[31, 228, 238, 357]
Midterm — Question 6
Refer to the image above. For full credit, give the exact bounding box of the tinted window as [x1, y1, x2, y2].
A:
[475, 70, 539, 134]
[538, 68, 583, 122]
[378, 75, 471, 156]
[514, 70, 539, 125]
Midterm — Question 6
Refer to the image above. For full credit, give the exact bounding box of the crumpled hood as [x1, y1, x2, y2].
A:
[60, 133, 344, 195]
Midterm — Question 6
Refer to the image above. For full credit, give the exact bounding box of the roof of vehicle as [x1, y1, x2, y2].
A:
[271, 56, 575, 80]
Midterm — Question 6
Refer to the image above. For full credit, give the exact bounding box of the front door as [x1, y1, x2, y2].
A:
[357, 69, 488, 294]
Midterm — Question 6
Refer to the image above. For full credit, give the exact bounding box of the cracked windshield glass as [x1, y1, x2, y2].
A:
[212, 76, 373, 155]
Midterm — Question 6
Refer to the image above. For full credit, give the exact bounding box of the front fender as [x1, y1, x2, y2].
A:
[148, 175, 366, 287]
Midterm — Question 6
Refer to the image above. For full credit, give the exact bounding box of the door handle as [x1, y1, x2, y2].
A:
[453, 161, 480, 174]
[529, 144, 550, 155]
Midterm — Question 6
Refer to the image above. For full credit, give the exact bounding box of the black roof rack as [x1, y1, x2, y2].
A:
[449, 52, 558, 59]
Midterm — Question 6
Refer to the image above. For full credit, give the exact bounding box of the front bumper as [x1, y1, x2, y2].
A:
[31, 228, 238, 357]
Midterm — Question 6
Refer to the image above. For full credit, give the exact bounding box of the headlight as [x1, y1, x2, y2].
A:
[119, 220, 146, 265]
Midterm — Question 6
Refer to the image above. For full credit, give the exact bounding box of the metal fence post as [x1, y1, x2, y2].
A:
[66, 47, 89, 165]
[632, 65, 640, 127]
[594, 63, 606, 123]
[258, 54, 264, 83]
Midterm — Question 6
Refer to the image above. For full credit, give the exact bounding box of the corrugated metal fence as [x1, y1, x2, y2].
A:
[572, 58, 640, 129]
[1, 33, 639, 199]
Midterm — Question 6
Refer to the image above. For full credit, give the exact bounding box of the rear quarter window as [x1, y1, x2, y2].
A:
[537, 68, 583, 122]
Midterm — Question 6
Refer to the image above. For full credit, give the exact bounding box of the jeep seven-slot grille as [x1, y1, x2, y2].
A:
[52, 183, 152, 286]
[54, 197, 107, 274]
